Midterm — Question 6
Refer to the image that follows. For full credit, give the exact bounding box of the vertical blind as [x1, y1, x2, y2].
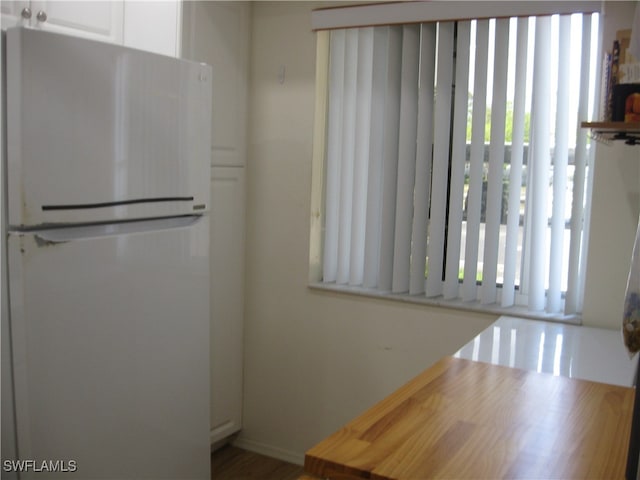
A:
[321, 12, 599, 316]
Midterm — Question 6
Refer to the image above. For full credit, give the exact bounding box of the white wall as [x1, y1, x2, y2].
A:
[240, 0, 640, 464]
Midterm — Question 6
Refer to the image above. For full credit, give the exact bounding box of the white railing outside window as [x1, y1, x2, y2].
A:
[312, 4, 601, 321]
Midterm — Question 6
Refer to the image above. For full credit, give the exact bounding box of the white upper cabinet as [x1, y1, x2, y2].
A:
[1, 1, 30, 30]
[123, 1, 181, 57]
[1, 1, 182, 57]
[1, 1, 124, 44]
[182, 1, 249, 167]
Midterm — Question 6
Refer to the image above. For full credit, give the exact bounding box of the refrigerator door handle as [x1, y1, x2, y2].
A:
[41, 196, 196, 211]
[26, 215, 205, 243]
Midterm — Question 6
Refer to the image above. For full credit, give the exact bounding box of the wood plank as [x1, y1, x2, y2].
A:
[305, 357, 634, 480]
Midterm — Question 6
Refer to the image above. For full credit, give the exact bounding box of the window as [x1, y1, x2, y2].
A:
[310, 3, 601, 321]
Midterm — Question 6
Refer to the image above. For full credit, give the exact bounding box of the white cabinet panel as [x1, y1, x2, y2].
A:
[1, 1, 123, 44]
[31, 1, 123, 42]
[182, 2, 249, 166]
[0, 1, 28, 30]
[183, 1, 249, 446]
[210, 167, 245, 443]
[123, 0, 181, 57]
[2, 1, 182, 56]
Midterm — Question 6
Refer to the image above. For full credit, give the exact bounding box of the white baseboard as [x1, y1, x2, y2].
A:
[231, 436, 305, 466]
[210, 434, 237, 453]
[210, 420, 240, 445]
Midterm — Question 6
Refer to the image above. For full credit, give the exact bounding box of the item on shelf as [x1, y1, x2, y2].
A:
[617, 28, 637, 65]
[603, 52, 613, 121]
[612, 84, 640, 122]
[623, 216, 640, 356]
[619, 63, 640, 84]
[609, 40, 622, 120]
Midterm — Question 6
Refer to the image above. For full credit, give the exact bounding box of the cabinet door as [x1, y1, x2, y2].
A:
[123, 0, 181, 57]
[27, 1, 123, 43]
[210, 166, 245, 443]
[1, 1, 29, 30]
[182, 1, 249, 167]
[210, 167, 245, 443]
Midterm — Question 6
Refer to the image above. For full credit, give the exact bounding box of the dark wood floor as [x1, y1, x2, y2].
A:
[211, 445, 304, 480]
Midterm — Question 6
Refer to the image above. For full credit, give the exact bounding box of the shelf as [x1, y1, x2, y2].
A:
[581, 121, 640, 131]
[581, 122, 640, 145]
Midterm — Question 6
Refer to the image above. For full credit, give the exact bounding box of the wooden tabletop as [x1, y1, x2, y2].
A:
[304, 356, 635, 480]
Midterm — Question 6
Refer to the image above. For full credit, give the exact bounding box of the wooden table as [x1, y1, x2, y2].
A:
[304, 357, 635, 479]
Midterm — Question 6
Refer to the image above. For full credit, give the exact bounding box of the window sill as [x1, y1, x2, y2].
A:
[308, 282, 582, 325]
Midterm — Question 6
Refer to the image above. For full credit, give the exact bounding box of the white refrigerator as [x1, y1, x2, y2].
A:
[1, 27, 211, 479]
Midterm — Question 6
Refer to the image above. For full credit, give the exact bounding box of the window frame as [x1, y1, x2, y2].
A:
[309, 3, 602, 323]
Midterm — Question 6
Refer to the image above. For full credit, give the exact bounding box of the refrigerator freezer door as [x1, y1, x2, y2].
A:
[7, 216, 210, 479]
[5, 27, 211, 228]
